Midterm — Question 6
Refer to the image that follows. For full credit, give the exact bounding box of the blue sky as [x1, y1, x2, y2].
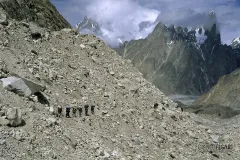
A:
[51, 0, 240, 45]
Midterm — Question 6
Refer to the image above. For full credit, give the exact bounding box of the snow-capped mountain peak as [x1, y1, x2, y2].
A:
[76, 16, 101, 34]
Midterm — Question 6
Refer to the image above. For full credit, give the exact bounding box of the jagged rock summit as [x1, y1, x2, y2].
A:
[76, 16, 101, 34]
[1, 1, 240, 160]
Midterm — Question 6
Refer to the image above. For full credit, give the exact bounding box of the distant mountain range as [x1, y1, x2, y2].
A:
[76, 13, 240, 101]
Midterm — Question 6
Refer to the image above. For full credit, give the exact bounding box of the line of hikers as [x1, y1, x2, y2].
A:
[56, 104, 95, 118]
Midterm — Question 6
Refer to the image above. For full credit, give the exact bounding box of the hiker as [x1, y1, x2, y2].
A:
[84, 104, 89, 116]
[57, 105, 62, 117]
[66, 106, 71, 118]
[72, 106, 77, 117]
[91, 105, 95, 115]
[78, 106, 83, 117]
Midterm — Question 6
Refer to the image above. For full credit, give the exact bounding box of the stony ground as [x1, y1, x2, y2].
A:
[0, 18, 240, 160]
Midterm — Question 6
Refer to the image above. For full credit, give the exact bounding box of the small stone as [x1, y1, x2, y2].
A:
[61, 28, 72, 33]
[49, 150, 57, 159]
[132, 136, 141, 145]
[49, 106, 54, 114]
[91, 56, 98, 63]
[29, 105, 36, 112]
[15, 130, 23, 141]
[103, 151, 110, 158]
[6, 108, 23, 127]
[102, 110, 108, 115]
[80, 44, 86, 49]
[104, 92, 110, 97]
[211, 152, 220, 158]
[126, 59, 131, 64]
[34, 73, 40, 79]
[32, 96, 38, 102]
[63, 131, 77, 149]
[110, 71, 115, 76]
[0, 13, 8, 26]
[0, 139, 6, 145]
[46, 117, 57, 126]
[169, 152, 176, 158]
[44, 32, 50, 40]
[186, 130, 197, 139]
[211, 135, 219, 143]
[111, 150, 121, 158]
[0, 110, 5, 116]
[3, 40, 9, 47]
[206, 129, 213, 134]
[0, 117, 9, 126]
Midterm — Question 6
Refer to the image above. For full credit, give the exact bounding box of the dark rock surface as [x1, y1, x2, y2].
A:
[188, 68, 240, 118]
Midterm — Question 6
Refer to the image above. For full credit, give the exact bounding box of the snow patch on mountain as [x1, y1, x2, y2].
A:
[195, 27, 207, 44]
[231, 37, 240, 49]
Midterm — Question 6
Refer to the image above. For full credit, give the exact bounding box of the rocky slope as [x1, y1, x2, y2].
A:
[1, 2, 240, 160]
[118, 13, 238, 97]
[0, 0, 71, 30]
[187, 68, 240, 119]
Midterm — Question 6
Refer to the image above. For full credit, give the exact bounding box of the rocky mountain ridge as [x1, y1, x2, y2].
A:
[118, 13, 238, 98]
[76, 16, 101, 35]
[187, 68, 240, 119]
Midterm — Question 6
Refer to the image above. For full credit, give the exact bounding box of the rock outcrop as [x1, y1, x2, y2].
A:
[6, 108, 23, 127]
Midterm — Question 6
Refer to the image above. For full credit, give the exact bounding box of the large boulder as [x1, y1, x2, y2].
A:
[0, 13, 8, 25]
[0, 117, 9, 126]
[1, 76, 45, 97]
[6, 108, 23, 127]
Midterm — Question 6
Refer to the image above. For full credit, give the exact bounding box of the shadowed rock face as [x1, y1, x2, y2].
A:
[0, 0, 71, 30]
[118, 20, 238, 96]
[186, 68, 240, 119]
[192, 68, 240, 111]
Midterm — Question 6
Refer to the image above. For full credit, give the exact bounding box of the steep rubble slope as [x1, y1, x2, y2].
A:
[0, 12, 240, 160]
[0, 0, 71, 30]
[118, 14, 238, 97]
